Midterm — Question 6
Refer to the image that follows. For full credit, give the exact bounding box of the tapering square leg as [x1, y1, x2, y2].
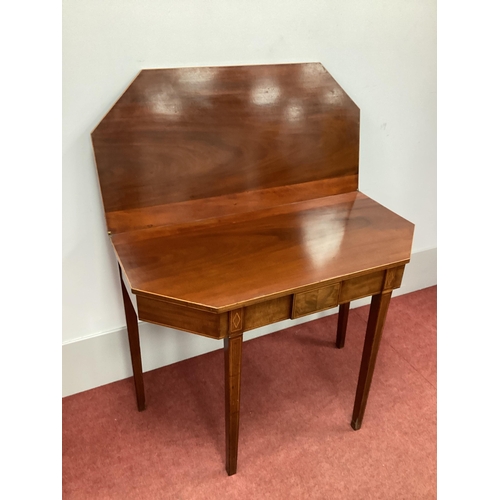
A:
[224, 320, 243, 475]
[119, 266, 146, 412]
[351, 291, 392, 430]
[336, 302, 350, 348]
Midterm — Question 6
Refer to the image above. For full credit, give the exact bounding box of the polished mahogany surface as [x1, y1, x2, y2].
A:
[112, 191, 413, 312]
[92, 63, 359, 223]
[106, 176, 358, 234]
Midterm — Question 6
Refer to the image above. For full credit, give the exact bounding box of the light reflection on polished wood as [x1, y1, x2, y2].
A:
[112, 191, 412, 312]
[93, 63, 360, 215]
[107, 176, 358, 234]
[91, 63, 414, 476]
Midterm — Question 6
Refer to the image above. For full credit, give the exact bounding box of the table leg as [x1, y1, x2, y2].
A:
[351, 291, 392, 430]
[224, 331, 243, 476]
[119, 267, 146, 412]
[336, 302, 350, 348]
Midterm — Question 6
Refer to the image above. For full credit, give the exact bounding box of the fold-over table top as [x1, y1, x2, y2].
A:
[92, 63, 360, 227]
[92, 63, 414, 312]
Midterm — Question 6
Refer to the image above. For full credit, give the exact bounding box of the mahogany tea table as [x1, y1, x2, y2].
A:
[91, 63, 414, 476]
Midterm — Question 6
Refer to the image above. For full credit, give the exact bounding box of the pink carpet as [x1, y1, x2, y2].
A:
[63, 286, 436, 499]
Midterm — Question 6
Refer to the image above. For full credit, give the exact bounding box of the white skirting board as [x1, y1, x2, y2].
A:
[62, 247, 437, 398]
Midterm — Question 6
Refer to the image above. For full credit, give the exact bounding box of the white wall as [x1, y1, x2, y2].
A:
[62, 0, 436, 396]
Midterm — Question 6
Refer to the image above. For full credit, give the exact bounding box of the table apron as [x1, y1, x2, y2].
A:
[135, 265, 405, 339]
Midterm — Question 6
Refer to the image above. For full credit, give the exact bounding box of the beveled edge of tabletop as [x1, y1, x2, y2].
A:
[129, 260, 411, 315]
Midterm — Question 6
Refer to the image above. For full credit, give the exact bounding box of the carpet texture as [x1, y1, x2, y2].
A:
[63, 286, 436, 499]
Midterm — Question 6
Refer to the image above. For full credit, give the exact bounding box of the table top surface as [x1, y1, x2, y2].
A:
[92, 63, 414, 313]
[112, 190, 414, 312]
[92, 63, 360, 223]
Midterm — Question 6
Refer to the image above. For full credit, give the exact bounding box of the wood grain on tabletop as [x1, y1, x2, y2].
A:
[92, 62, 360, 219]
[111, 191, 414, 312]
